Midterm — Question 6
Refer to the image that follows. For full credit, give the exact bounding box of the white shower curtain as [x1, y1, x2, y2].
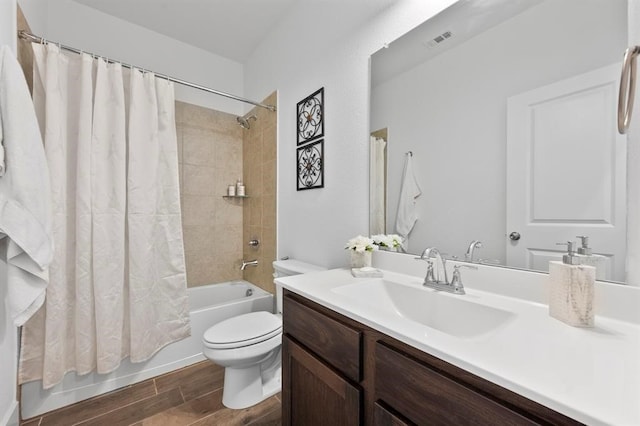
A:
[369, 136, 386, 235]
[18, 44, 190, 388]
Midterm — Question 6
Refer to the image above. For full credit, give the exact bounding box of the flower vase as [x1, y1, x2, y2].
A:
[350, 250, 372, 268]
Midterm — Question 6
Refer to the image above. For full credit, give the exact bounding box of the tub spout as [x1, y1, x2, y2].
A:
[241, 259, 258, 271]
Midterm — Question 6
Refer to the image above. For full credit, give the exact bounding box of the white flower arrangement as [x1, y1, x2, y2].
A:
[344, 235, 378, 253]
[371, 234, 404, 249]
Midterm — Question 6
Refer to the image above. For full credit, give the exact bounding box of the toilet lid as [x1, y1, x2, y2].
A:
[203, 311, 282, 349]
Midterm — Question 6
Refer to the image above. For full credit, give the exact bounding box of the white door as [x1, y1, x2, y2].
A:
[506, 63, 627, 282]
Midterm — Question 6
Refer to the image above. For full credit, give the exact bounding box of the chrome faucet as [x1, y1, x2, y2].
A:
[465, 240, 483, 262]
[416, 247, 474, 295]
[415, 247, 449, 286]
[241, 259, 258, 271]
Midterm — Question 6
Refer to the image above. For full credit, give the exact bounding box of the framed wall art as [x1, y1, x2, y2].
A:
[297, 139, 324, 190]
[297, 87, 324, 145]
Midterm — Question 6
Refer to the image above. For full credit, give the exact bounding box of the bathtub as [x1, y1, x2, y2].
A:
[21, 281, 274, 419]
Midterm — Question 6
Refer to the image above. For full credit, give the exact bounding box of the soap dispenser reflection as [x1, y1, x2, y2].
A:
[548, 241, 595, 328]
[575, 235, 607, 280]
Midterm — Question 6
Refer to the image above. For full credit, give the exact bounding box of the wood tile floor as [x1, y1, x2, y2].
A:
[20, 361, 281, 426]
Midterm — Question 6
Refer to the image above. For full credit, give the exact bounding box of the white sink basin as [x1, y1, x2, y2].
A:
[332, 278, 515, 338]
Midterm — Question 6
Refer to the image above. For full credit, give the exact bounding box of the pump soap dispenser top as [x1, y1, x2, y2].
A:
[576, 236, 591, 255]
[575, 235, 607, 280]
[548, 241, 595, 327]
[559, 240, 581, 264]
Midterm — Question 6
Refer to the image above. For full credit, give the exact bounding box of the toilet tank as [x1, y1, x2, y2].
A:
[273, 259, 326, 313]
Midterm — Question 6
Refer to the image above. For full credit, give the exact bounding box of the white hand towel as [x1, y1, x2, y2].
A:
[395, 154, 421, 240]
[0, 114, 5, 176]
[0, 45, 53, 326]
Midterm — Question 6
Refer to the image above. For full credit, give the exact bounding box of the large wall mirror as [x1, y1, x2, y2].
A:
[370, 0, 630, 284]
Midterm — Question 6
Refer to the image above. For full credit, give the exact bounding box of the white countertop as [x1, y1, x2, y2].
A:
[276, 267, 640, 426]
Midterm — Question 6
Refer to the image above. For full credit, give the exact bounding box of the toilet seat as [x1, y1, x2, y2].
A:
[203, 311, 282, 350]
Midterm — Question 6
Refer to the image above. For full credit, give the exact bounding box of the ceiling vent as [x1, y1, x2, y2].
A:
[425, 31, 454, 48]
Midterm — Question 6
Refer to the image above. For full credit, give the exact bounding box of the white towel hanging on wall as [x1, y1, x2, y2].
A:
[0, 45, 53, 326]
[395, 152, 421, 242]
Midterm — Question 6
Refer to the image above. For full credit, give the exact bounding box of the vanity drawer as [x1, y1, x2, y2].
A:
[283, 293, 362, 382]
[375, 342, 537, 426]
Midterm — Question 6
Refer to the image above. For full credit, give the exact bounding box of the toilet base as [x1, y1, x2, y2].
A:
[221, 349, 281, 409]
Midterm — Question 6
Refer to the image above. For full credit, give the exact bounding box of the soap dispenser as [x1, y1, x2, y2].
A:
[575, 235, 607, 280]
[548, 241, 595, 327]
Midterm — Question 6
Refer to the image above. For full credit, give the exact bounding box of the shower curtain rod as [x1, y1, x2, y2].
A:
[18, 30, 277, 112]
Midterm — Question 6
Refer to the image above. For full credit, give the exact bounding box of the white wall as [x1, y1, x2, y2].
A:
[371, 0, 626, 260]
[18, 0, 245, 115]
[245, 0, 458, 268]
[15, 0, 46, 35]
[1, 1, 20, 425]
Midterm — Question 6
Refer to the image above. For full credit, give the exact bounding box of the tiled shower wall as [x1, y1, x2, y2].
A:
[176, 95, 277, 293]
[243, 92, 278, 293]
[176, 102, 244, 287]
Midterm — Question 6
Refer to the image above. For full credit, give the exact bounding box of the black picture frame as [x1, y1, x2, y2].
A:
[297, 87, 324, 145]
[297, 139, 324, 191]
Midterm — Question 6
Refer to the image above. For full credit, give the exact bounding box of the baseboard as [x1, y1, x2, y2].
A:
[1, 400, 19, 426]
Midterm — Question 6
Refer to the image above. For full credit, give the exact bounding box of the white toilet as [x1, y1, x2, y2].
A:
[202, 259, 325, 409]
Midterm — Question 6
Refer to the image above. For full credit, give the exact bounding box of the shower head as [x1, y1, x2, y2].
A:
[236, 114, 257, 129]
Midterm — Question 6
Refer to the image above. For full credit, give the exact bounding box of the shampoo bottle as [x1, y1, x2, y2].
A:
[236, 179, 245, 197]
[548, 241, 595, 327]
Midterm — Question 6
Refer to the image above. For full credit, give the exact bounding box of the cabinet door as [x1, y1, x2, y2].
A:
[282, 336, 361, 426]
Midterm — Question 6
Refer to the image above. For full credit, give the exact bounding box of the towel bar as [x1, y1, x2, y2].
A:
[618, 45, 640, 134]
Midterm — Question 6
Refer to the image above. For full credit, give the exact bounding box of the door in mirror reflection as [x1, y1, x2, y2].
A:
[506, 63, 626, 282]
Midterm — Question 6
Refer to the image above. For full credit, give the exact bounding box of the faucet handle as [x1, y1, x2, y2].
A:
[450, 264, 477, 295]
[452, 264, 478, 279]
[424, 261, 437, 283]
[415, 256, 437, 283]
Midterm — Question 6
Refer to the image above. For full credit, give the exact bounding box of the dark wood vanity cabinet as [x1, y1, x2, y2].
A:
[283, 336, 362, 425]
[282, 290, 583, 426]
[282, 292, 363, 425]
